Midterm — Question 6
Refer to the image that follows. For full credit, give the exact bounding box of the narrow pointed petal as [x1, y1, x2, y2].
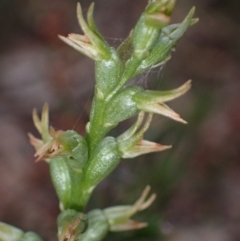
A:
[32, 108, 42, 134]
[34, 141, 54, 162]
[31, 103, 51, 142]
[117, 114, 153, 156]
[110, 220, 148, 232]
[28, 133, 44, 150]
[59, 35, 100, 60]
[133, 186, 156, 212]
[169, 7, 195, 40]
[117, 112, 145, 142]
[138, 101, 187, 123]
[122, 140, 172, 158]
[87, 3, 105, 41]
[76, 3, 111, 59]
[41, 103, 51, 142]
[135, 80, 191, 103]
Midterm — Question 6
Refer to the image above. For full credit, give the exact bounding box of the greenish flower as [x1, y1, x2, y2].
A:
[59, 3, 111, 61]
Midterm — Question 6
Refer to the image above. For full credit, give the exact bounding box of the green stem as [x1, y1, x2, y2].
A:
[87, 99, 106, 154]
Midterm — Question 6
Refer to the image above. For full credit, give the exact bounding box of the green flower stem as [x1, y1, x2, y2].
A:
[24, 1, 197, 240]
[86, 96, 109, 154]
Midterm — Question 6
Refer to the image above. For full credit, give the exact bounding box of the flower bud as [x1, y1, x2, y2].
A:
[57, 209, 88, 241]
[119, 1, 177, 83]
[104, 86, 143, 127]
[136, 7, 196, 75]
[81, 137, 121, 191]
[132, 0, 175, 59]
[49, 155, 86, 211]
[0, 222, 43, 241]
[80, 209, 109, 241]
[21, 232, 44, 241]
[95, 48, 123, 97]
[57, 130, 88, 171]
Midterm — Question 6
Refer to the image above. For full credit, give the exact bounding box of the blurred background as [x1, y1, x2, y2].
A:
[0, 0, 240, 240]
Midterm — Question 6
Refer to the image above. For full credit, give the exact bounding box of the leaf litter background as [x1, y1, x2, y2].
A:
[0, 0, 240, 240]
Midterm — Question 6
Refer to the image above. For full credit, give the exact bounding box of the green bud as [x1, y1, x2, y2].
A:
[57, 209, 109, 241]
[80, 210, 109, 241]
[77, 137, 121, 209]
[0, 222, 43, 241]
[20, 232, 43, 241]
[95, 48, 123, 97]
[82, 137, 121, 190]
[48, 131, 88, 211]
[146, 0, 176, 16]
[104, 86, 143, 127]
[57, 209, 88, 241]
[49, 156, 85, 211]
[0, 222, 23, 241]
[57, 130, 88, 171]
[132, 0, 175, 59]
[136, 7, 196, 75]
[118, 1, 177, 84]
